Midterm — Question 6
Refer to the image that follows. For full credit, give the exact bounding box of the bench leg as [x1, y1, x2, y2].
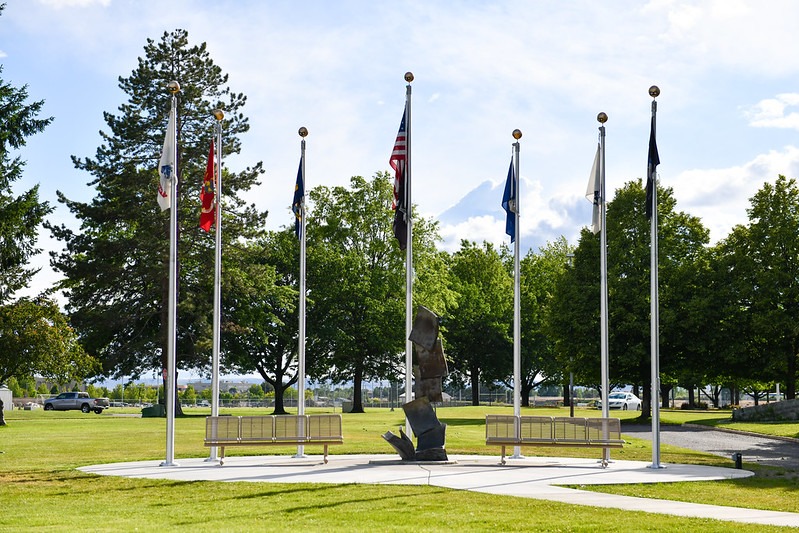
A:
[323, 444, 329, 464]
[501, 445, 507, 465]
[219, 446, 226, 466]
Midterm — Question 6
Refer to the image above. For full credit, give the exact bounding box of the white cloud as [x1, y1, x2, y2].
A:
[439, 215, 506, 252]
[744, 93, 799, 130]
[670, 145, 799, 242]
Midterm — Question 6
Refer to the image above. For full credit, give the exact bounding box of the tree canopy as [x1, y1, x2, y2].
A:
[306, 173, 444, 412]
[446, 240, 512, 405]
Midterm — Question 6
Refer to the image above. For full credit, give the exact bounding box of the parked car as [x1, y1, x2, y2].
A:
[43, 392, 110, 414]
[599, 392, 642, 411]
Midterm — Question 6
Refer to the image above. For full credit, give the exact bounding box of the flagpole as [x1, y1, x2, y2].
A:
[207, 109, 224, 463]
[648, 85, 664, 470]
[598, 112, 610, 466]
[403, 72, 414, 436]
[296, 126, 308, 458]
[162, 80, 180, 468]
[511, 129, 522, 459]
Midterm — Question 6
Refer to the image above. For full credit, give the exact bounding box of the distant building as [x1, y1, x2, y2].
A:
[0, 387, 12, 411]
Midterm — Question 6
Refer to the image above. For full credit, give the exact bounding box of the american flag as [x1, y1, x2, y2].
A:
[390, 106, 408, 250]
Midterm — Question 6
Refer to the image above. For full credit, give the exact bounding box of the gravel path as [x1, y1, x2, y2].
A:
[623, 424, 799, 470]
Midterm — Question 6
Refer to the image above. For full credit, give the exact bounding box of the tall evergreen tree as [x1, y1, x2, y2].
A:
[47, 30, 266, 386]
[0, 4, 53, 303]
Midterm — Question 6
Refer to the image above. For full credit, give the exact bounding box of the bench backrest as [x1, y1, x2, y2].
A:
[485, 414, 621, 444]
[241, 415, 275, 441]
[206, 414, 343, 442]
[586, 417, 621, 443]
[485, 414, 518, 443]
[519, 416, 554, 441]
[307, 414, 343, 441]
[206, 415, 239, 441]
[553, 417, 588, 443]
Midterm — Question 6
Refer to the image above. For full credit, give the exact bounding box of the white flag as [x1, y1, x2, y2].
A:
[585, 143, 601, 234]
[157, 105, 176, 211]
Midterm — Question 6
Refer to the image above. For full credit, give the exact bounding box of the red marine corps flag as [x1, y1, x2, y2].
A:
[199, 141, 216, 232]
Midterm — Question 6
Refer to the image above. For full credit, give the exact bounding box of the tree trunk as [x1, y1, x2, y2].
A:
[660, 383, 671, 409]
[687, 386, 695, 407]
[351, 367, 364, 413]
[470, 366, 480, 406]
[272, 384, 287, 415]
[641, 384, 651, 420]
[788, 341, 797, 400]
[521, 382, 532, 408]
[0, 399, 5, 426]
[562, 384, 570, 408]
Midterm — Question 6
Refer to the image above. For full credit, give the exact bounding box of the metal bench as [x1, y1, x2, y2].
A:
[205, 414, 343, 465]
[486, 414, 624, 466]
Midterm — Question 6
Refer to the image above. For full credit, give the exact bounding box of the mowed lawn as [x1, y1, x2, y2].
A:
[1, 405, 798, 531]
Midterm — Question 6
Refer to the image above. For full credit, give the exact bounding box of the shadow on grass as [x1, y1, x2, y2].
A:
[436, 417, 485, 427]
[250, 484, 452, 514]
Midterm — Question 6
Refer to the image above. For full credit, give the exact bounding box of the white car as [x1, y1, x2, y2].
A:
[603, 392, 642, 411]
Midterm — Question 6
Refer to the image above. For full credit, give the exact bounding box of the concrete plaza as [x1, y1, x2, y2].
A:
[80, 453, 799, 527]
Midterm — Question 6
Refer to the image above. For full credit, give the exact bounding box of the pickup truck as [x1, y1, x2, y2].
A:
[43, 392, 110, 414]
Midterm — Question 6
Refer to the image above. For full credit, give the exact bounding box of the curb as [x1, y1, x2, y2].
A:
[683, 423, 799, 444]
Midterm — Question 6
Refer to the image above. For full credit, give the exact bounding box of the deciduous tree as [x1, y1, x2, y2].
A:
[446, 240, 512, 405]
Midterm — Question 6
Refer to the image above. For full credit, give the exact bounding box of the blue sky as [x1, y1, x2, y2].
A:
[4, 0, 799, 299]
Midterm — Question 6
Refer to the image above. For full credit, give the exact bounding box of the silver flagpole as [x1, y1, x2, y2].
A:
[296, 126, 308, 458]
[511, 129, 522, 459]
[598, 112, 610, 466]
[162, 80, 180, 467]
[404, 72, 414, 435]
[208, 109, 224, 463]
[649, 86, 664, 469]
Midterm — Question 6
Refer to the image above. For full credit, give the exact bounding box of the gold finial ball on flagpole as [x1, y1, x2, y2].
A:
[298, 126, 308, 138]
[597, 112, 608, 124]
[167, 80, 180, 94]
[649, 85, 660, 98]
[404, 72, 414, 83]
[512, 129, 522, 140]
[213, 109, 224, 121]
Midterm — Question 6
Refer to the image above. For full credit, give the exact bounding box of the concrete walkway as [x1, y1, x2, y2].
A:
[79, 454, 799, 527]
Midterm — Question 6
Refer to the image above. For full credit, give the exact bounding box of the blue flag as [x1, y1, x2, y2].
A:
[501, 158, 516, 242]
[292, 156, 304, 238]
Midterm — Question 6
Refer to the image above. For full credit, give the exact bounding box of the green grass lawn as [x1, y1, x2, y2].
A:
[1, 405, 798, 531]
